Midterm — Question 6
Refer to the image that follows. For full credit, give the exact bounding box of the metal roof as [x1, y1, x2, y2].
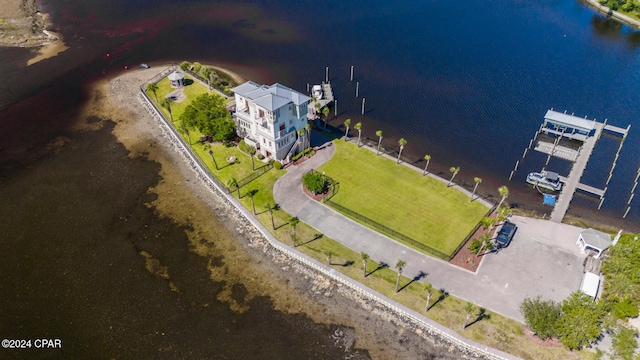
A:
[579, 228, 612, 251]
[544, 110, 595, 133]
[232, 81, 311, 111]
[167, 71, 185, 81]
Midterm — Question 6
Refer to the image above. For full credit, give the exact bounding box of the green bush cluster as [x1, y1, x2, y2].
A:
[302, 172, 326, 194]
[291, 148, 315, 162]
[274, 162, 283, 170]
[257, 153, 265, 160]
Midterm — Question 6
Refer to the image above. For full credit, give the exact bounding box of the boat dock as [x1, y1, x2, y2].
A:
[550, 122, 604, 222]
[307, 82, 334, 119]
[511, 109, 631, 222]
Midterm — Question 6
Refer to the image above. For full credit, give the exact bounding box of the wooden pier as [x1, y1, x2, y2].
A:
[550, 123, 604, 223]
[307, 82, 334, 119]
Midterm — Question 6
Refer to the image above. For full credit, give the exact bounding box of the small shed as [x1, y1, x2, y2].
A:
[576, 228, 612, 259]
[168, 71, 185, 88]
[580, 272, 600, 298]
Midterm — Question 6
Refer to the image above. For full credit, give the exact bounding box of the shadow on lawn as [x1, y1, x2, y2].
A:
[297, 233, 323, 247]
[365, 262, 388, 277]
[397, 271, 427, 293]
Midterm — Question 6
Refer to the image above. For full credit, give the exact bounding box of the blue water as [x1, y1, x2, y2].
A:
[9, 0, 640, 226]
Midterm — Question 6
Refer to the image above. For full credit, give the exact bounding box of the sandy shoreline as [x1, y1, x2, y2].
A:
[80, 67, 494, 359]
[0, 0, 59, 48]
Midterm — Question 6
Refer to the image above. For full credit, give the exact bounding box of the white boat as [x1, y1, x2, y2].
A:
[312, 85, 323, 100]
[526, 170, 563, 191]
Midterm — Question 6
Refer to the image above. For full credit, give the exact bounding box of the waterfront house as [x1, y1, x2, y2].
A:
[231, 81, 311, 162]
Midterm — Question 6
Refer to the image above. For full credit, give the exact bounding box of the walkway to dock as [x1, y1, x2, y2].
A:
[550, 123, 604, 223]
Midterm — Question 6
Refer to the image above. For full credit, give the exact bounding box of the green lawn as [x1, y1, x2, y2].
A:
[146, 76, 223, 121]
[317, 140, 489, 256]
[142, 69, 590, 359]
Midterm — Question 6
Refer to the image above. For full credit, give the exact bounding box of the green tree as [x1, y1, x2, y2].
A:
[519, 296, 561, 340]
[203, 144, 218, 170]
[306, 122, 313, 153]
[463, 302, 476, 329]
[201, 66, 213, 89]
[343, 118, 351, 142]
[248, 189, 258, 215]
[160, 97, 174, 121]
[611, 324, 638, 360]
[557, 291, 603, 350]
[147, 82, 159, 102]
[471, 177, 482, 201]
[497, 185, 509, 209]
[397, 138, 407, 164]
[247, 145, 256, 171]
[302, 171, 325, 194]
[180, 93, 235, 141]
[289, 217, 300, 246]
[361, 252, 370, 277]
[227, 178, 240, 199]
[177, 121, 191, 144]
[355, 122, 362, 147]
[192, 61, 201, 74]
[395, 259, 406, 293]
[376, 130, 383, 155]
[324, 250, 332, 265]
[322, 106, 330, 128]
[423, 154, 431, 175]
[265, 203, 277, 230]
[180, 61, 191, 71]
[424, 283, 434, 312]
[448, 166, 460, 186]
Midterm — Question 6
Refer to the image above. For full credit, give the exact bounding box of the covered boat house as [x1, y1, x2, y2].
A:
[576, 228, 612, 259]
[542, 110, 596, 142]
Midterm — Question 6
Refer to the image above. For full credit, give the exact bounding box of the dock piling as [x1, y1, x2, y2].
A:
[325, 67, 329, 83]
[361, 98, 366, 115]
[356, 82, 359, 98]
[350, 66, 354, 82]
[623, 206, 631, 218]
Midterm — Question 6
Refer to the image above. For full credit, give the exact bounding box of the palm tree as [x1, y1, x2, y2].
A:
[471, 177, 482, 201]
[160, 97, 174, 121]
[355, 122, 362, 147]
[397, 138, 407, 164]
[204, 145, 218, 170]
[178, 122, 191, 144]
[343, 118, 351, 142]
[228, 178, 240, 198]
[289, 217, 300, 246]
[298, 129, 306, 156]
[448, 167, 460, 187]
[248, 189, 258, 215]
[424, 283, 434, 312]
[306, 123, 313, 152]
[463, 302, 476, 329]
[247, 145, 256, 171]
[497, 185, 509, 209]
[376, 130, 383, 155]
[324, 250, 332, 265]
[395, 259, 406, 293]
[201, 66, 212, 88]
[423, 154, 431, 175]
[147, 82, 159, 102]
[265, 203, 276, 230]
[361, 252, 370, 277]
[322, 106, 330, 128]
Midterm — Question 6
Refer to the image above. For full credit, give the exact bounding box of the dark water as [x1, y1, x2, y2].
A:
[5, 0, 638, 229]
[1, 0, 640, 357]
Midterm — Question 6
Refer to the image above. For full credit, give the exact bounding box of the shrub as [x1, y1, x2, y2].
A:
[274, 162, 283, 170]
[611, 296, 639, 319]
[468, 239, 483, 254]
[302, 172, 326, 194]
[239, 139, 247, 151]
[268, 159, 275, 165]
[519, 296, 561, 340]
[180, 61, 191, 71]
[257, 153, 265, 160]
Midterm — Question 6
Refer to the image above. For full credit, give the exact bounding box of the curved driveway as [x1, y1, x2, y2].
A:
[273, 137, 585, 321]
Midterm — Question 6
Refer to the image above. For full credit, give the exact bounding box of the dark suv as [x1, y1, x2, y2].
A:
[495, 220, 517, 248]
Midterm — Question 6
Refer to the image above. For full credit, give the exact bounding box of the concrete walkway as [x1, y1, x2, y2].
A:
[274, 137, 586, 321]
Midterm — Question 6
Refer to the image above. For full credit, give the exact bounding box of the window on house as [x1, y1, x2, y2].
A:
[279, 124, 285, 131]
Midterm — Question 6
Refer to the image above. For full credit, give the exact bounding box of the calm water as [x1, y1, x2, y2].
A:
[1, 0, 640, 357]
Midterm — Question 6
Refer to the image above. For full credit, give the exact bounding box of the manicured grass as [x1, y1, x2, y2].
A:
[146, 76, 225, 122]
[317, 140, 489, 256]
[144, 70, 589, 359]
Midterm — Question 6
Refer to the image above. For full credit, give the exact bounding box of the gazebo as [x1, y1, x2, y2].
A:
[576, 228, 612, 259]
[168, 71, 185, 88]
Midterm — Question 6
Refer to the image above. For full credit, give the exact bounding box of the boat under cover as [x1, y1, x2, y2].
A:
[526, 170, 563, 191]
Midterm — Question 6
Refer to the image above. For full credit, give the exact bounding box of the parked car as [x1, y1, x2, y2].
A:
[495, 220, 517, 248]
